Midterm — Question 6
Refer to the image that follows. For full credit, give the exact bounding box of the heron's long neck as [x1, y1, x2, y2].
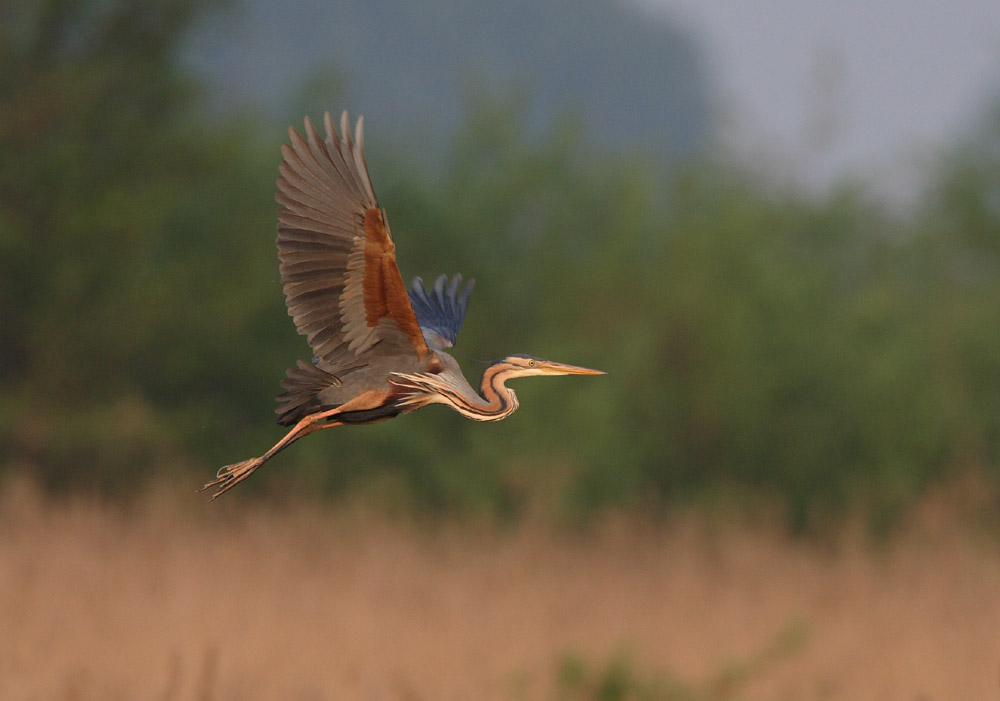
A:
[392, 360, 519, 422]
[462, 362, 520, 422]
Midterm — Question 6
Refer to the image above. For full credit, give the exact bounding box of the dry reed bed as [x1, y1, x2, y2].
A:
[0, 477, 998, 699]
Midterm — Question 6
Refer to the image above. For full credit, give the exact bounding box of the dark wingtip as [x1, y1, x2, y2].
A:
[408, 273, 476, 349]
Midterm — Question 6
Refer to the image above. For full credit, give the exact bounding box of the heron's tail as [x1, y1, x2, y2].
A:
[275, 360, 341, 426]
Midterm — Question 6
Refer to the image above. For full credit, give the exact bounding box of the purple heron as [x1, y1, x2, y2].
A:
[201, 112, 604, 499]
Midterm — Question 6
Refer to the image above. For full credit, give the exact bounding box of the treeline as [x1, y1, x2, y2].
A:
[3, 0, 999, 529]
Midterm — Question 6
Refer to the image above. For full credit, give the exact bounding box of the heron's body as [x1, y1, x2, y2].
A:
[202, 111, 603, 498]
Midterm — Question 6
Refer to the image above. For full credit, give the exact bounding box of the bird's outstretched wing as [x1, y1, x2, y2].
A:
[276, 111, 429, 365]
[408, 274, 475, 351]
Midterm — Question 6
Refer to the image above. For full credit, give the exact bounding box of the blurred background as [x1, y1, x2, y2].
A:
[3, 0, 1000, 697]
[5, 0, 1000, 528]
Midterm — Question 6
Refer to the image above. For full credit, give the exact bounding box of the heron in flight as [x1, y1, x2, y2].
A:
[201, 112, 604, 499]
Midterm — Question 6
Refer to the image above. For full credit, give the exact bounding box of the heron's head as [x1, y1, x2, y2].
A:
[495, 354, 605, 379]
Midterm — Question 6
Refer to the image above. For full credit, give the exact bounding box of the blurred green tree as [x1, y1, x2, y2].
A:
[3, 0, 999, 530]
[0, 0, 288, 491]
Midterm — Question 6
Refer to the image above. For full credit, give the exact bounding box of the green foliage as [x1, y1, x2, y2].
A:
[556, 650, 692, 701]
[0, 0, 286, 491]
[377, 97, 1000, 529]
[3, 0, 1000, 528]
[555, 622, 808, 700]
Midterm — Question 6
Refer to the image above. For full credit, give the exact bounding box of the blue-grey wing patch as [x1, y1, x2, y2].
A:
[408, 274, 475, 350]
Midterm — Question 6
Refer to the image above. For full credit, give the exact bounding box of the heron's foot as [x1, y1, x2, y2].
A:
[199, 457, 264, 500]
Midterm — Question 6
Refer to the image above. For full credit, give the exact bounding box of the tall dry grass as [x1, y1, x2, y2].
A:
[1, 473, 998, 700]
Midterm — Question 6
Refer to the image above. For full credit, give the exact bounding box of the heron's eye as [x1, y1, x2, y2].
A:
[528, 359, 535, 367]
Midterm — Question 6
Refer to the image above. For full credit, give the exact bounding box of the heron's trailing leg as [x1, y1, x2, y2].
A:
[200, 390, 387, 500]
[200, 413, 337, 499]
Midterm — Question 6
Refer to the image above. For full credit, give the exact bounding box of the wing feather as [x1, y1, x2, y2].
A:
[276, 111, 429, 367]
[408, 274, 475, 350]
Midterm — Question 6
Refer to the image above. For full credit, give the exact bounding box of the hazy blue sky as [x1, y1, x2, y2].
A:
[635, 0, 1000, 200]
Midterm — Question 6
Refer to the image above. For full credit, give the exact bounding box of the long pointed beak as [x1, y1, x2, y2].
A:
[536, 360, 606, 376]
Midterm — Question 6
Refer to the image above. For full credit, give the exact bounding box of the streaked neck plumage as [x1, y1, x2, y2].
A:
[391, 356, 520, 422]
[456, 361, 521, 421]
